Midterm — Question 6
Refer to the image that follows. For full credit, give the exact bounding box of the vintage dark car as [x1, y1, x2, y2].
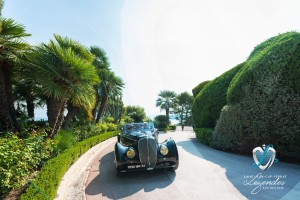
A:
[114, 122, 179, 175]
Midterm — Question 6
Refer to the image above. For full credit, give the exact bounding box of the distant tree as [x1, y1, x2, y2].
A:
[156, 90, 177, 123]
[174, 92, 194, 128]
[154, 115, 169, 129]
[125, 105, 146, 123]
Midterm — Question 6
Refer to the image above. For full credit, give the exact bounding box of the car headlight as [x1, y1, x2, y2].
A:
[126, 148, 136, 159]
[160, 145, 169, 156]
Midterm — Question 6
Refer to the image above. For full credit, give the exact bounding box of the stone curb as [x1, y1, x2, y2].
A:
[55, 136, 117, 200]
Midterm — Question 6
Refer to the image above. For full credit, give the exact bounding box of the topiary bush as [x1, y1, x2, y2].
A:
[213, 32, 300, 161]
[192, 80, 210, 97]
[213, 74, 300, 159]
[227, 32, 300, 104]
[192, 63, 244, 129]
[195, 128, 213, 146]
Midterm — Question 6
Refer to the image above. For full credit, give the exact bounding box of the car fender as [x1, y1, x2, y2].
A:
[114, 142, 129, 163]
[160, 138, 179, 161]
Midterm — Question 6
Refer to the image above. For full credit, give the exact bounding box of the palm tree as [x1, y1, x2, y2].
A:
[0, 18, 30, 131]
[156, 90, 177, 123]
[23, 35, 99, 137]
[0, 0, 3, 17]
[89, 46, 124, 123]
[95, 70, 124, 123]
[90, 46, 110, 119]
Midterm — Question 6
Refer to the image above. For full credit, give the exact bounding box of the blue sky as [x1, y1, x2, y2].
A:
[3, 0, 300, 119]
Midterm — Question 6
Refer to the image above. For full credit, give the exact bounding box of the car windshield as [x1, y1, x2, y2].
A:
[125, 123, 149, 132]
[148, 122, 154, 130]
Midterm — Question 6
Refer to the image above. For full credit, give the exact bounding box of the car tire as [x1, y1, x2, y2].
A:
[116, 170, 125, 177]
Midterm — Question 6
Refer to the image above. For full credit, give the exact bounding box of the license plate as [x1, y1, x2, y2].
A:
[127, 164, 146, 169]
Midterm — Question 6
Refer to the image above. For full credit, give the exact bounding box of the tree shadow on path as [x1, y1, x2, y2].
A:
[176, 138, 300, 200]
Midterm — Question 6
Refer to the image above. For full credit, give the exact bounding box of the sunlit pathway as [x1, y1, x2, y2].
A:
[84, 128, 300, 200]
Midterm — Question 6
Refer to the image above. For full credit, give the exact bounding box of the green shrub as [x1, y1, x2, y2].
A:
[214, 74, 300, 159]
[154, 115, 169, 129]
[53, 130, 76, 154]
[192, 80, 210, 97]
[0, 134, 54, 196]
[227, 32, 300, 104]
[157, 128, 167, 132]
[20, 131, 118, 200]
[192, 63, 244, 128]
[195, 128, 213, 146]
[167, 125, 176, 131]
[72, 123, 117, 141]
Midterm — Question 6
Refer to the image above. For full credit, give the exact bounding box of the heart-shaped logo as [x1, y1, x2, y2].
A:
[253, 144, 278, 170]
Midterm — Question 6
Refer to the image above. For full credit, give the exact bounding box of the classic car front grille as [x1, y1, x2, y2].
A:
[138, 137, 157, 169]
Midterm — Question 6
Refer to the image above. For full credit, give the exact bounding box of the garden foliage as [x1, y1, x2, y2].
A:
[20, 131, 118, 200]
[0, 134, 53, 196]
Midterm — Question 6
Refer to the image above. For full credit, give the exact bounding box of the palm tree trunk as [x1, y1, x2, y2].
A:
[0, 64, 19, 131]
[95, 95, 108, 123]
[26, 94, 35, 119]
[62, 104, 79, 130]
[92, 91, 100, 121]
[47, 98, 66, 138]
[166, 108, 170, 125]
[0, 66, 14, 131]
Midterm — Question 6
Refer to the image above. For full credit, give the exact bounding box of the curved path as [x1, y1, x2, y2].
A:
[84, 128, 300, 200]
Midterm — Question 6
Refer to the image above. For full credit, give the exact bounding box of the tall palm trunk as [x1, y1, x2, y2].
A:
[0, 64, 19, 131]
[92, 91, 100, 121]
[26, 93, 35, 119]
[47, 98, 66, 138]
[62, 103, 79, 130]
[95, 94, 108, 123]
[166, 108, 170, 125]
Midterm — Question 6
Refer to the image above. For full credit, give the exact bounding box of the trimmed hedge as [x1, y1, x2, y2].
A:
[192, 63, 244, 128]
[195, 128, 213, 146]
[20, 131, 118, 200]
[227, 32, 300, 104]
[214, 32, 300, 160]
[192, 80, 210, 97]
[167, 125, 177, 131]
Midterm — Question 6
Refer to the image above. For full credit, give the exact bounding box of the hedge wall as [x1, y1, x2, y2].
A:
[227, 32, 300, 104]
[20, 131, 118, 200]
[192, 80, 210, 97]
[213, 32, 300, 160]
[192, 63, 244, 128]
[195, 128, 213, 146]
